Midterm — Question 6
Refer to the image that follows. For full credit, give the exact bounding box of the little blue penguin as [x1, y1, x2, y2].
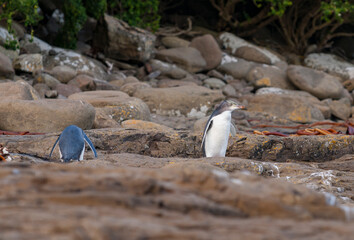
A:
[49, 125, 97, 162]
[201, 100, 245, 157]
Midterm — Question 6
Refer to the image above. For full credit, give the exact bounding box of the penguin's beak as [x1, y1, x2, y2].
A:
[238, 105, 246, 110]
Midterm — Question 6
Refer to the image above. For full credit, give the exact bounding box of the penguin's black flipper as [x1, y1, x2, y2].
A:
[49, 135, 61, 159]
[83, 132, 97, 158]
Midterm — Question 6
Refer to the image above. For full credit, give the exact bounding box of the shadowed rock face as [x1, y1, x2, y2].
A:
[0, 159, 352, 239]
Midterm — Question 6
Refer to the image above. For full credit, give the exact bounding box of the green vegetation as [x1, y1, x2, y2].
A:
[107, 0, 161, 32]
[83, 0, 107, 19]
[0, 0, 42, 49]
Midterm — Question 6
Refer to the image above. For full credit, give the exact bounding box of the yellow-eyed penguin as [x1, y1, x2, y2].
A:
[49, 125, 97, 162]
[201, 100, 245, 157]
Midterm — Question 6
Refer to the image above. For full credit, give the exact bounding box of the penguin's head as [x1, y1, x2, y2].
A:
[222, 99, 246, 111]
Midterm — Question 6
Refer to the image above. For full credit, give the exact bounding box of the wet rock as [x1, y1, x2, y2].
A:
[287, 65, 345, 99]
[149, 59, 189, 79]
[248, 94, 324, 123]
[0, 99, 95, 132]
[49, 65, 77, 83]
[155, 47, 206, 73]
[157, 79, 198, 88]
[69, 90, 151, 123]
[203, 78, 226, 89]
[217, 58, 257, 79]
[0, 51, 14, 79]
[247, 65, 295, 89]
[0, 81, 40, 101]
[93, 14, 156, 62]
[190, 34, 222, 70]
[161, 36, 190, 48]
[54, 83, 82, 97]
[134, 85, 224, 117]
[120, 82, 151, 96]
[33, 72, 61, 89]
[67, 74, 96, 91]
[219, 32, 281, 64]
[305, 53, 354, 80]
[13, 54, 43, 73]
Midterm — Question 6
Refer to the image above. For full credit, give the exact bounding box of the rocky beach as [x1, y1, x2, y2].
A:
[1, 2, 354, 239]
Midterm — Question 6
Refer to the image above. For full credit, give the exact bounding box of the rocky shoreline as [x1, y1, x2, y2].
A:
[1, 10, 354, 239]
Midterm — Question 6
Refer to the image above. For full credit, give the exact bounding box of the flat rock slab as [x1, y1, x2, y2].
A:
[0, 99, 95, 133]
[1, 128, 354, 162]
[0, 160, 351, 239]
[134, 85, 224, 117]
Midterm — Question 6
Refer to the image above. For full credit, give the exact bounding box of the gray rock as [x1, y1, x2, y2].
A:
[33, 83, 50, 98]
[217, 58, 257, 79]
[247, 65, 295, 90]
[69, 90, 151, 123]
[157, 79, 198, 88]
[203, 78, 226, 89]
[326, 98, 351, 120]
[235, 46, 272, 64]
[0, 99, 95, 132]
[305, 53, 354, 80]
[133, 85, 224, 117]
[54, 83, 82, 97]
[0, 81, 41, 100]
[155, 47, 206, 73]
[0, 27, 17, 46]
[34, 73, 61, 89]
[68, 74, 96, 91]
[94, 79, 120, 90]
[190, 34, 222, 70]
[120, 82, 151, 96]
[161, 36, 190, 48]
[0, 51, 14, 79]
[149, 59, 189, 79]
[45, 90, 58, 98]
[222, 84, 237, 97]
[287, 65, 345, 99]
[93, 14, 156, 62]
[49, 65, 77, 83]
[219, 32, 281, 64]
[248, 94, 324, 123]
[13, 54, 43, 73]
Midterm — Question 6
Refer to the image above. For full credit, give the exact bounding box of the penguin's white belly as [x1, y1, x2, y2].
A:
[205, 113, 231, 157]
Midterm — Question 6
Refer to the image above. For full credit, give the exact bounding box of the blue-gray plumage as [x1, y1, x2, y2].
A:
[49, 125, 97, 162]
[201, 100, 245, 157]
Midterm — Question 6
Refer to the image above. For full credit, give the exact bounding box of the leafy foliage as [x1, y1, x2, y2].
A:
[0, 0, 42, 49]
[107, 0, 161, 32]
[55, 0, 87, 49]
[83, 0, 107, 19]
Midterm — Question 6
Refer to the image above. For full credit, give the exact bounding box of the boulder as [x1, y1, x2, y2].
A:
[161, 36, 190, 48]
[0, 51, 14, 79]
[247, 65, 295, 89]
[68, 74, 96, 91]
[304, 53, 354, 80]
[217, 58, 257, 79]
[133, 85, 224, 117]
[49, 65, 77, 83]
[203, 78, 226, 89]
[155, 47, 206, 73]
[34, 72, 61, 89]
[92, 108, 121, 129]
[287, 65, 345, 99]
[248, 94, 324, 123]
[120, 82, 151, 96]
[0, 81, 41, 101]
[69, 91, 151, 122]
[13, 54, 43, 73]
[219, 32, 281, 64]
[149, 59, 189, 79]
[325, 98, 352, 120]
[54, 83, 82, 97]
[93, 14, 156, 62]
[235, 46, 272, 64]
[121, 119, 174, 132]
[0, 99, 95, 132]
[33, 83, 50, 98]
[157, 79, 198, 88]
[190, 34, 222, 70]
